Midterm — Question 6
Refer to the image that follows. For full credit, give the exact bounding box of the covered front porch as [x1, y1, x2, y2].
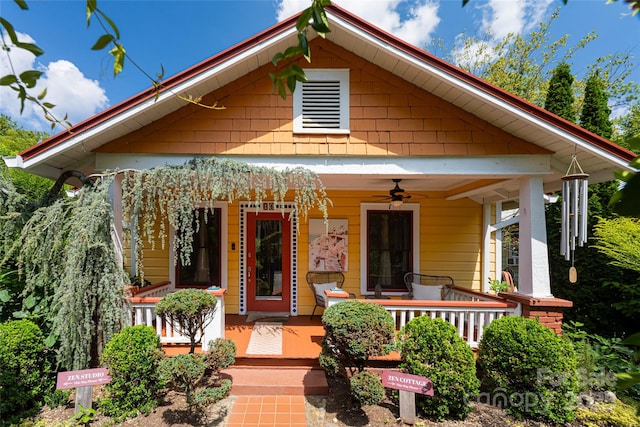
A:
[127, 280, 532, 357]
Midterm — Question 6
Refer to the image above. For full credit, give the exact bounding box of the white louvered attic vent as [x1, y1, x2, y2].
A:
[301, 81, 340, 129]
[293, 69, 349, 134]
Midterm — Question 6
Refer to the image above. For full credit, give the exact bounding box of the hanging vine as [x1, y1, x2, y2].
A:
[120, 157, 331, 278]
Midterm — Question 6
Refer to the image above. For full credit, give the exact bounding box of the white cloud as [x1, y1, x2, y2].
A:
[479, 0, 554, 39]
[0, 31, 108, 131]
[451, 0, 555, 69]
[275, 0, 441, 48]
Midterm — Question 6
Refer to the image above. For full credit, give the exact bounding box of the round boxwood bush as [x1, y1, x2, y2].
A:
[321, 300, 395, 375]
[0, 320, 53, 421]
[350, 371, 385, 406]
[477, 316, 579, 424]
[397, 316, 479, 421]
[99, 325, 165, 422]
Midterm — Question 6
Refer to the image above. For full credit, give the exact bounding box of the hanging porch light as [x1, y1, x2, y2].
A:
[560, 154, 589, 283]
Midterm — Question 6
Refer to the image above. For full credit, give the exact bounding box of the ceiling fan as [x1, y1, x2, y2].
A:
[376, 179, 412, 207]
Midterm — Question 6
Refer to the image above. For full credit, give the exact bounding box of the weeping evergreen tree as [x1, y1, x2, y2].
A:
[15, 176, 129, 369]
[544, 62, 576, 122]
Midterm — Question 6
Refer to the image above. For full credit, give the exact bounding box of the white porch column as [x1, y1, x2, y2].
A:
[518, 176, 552, 297]
[202, 288, 226, 351]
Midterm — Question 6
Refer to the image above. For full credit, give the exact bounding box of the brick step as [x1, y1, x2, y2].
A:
[221, 365, 328, 396]
[233, 356, 321, 368]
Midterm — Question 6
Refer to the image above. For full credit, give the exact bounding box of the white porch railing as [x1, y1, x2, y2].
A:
[326, 287, 520, 348]
[127, 288, 226, 351]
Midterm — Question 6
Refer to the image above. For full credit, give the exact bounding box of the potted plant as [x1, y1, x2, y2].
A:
[488, 277, 510, 294]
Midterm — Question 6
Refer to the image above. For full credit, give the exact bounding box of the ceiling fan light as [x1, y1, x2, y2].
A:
[391, 199, 403, 207]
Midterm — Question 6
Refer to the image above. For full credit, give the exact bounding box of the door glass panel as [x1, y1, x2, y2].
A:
[255, 219, 283, 299]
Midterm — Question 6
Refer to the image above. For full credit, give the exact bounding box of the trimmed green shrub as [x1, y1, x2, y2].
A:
[0, 320, 54, 424]
[156, 289, 217, 353]
[318, 345, 344, 376]
[205, 338, 237, 375]
[350, 371, 385, 406]
[397, 317, 479, 421]
[160, 348, 234, 411]
[99, 325, 164, 422]
[159, 353, 207, 405]
[478, 316, 579, 424]
[321, 300, 395, 375]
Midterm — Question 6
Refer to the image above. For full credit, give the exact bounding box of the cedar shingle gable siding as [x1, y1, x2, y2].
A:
[96, 38, 551, 157]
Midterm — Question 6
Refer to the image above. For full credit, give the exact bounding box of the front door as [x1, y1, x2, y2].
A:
[246, 212, 291, 312]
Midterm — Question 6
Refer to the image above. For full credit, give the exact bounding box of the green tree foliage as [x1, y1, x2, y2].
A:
[580, 71, 613, 139]
[614, 105, 640, 147]
[592, 217, 640, 318]
[0, 115, 52, 201]
[593, 217, 640, 273]
[544, 62, 576, 122]
[611, 136, 640, 218]
[155, 289, 217, 354]
[547, 182, 640, 337]
[451, 9, 638, 119]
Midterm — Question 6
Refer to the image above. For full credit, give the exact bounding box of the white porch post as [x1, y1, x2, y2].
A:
[518, 176, 552, 297]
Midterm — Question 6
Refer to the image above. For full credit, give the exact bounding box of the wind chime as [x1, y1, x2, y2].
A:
[560, 154, 589, 283]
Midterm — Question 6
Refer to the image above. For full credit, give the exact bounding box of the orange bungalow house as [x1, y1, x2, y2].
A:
[5, 5, 636, 349]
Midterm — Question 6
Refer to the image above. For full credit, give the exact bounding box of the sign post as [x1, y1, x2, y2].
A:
[56, 368, 112, 413]
[381, 370, 433, 425]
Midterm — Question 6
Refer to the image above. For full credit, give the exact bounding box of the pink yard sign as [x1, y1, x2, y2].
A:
[56, 368, 111, 390]
[381, 370, 434, 396]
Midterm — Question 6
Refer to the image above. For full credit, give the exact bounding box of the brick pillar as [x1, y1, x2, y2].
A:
[500, 293, 573, 335]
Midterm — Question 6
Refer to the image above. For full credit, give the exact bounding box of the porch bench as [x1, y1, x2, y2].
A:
[403, 272, 455, 300]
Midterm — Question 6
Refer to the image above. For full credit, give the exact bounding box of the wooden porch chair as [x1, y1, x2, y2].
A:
[403, 272, 455, 300]
[501, 270, 516, 292]
[306, 271, 346, 319]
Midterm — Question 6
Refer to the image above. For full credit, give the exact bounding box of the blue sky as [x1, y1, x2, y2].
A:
[1, 0, 639, 132]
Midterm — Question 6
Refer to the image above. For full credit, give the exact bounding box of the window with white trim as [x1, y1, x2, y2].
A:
[360, 203, 420, 294]
[169, 202, 228, 289]
[293, 69, 349, 134]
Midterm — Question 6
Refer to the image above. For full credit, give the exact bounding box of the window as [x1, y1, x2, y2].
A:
[293, 69, 349, 134]
[360, 203, 420, 294]
[176, 208, 221, 287]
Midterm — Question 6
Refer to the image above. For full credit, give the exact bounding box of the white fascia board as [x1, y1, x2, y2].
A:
[4, 154, 63, 178]
[3, 155, 22, 168]
[20, 28, 298, 171]
[328, 13, 632, 170]
[96, 153, 551, 176]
